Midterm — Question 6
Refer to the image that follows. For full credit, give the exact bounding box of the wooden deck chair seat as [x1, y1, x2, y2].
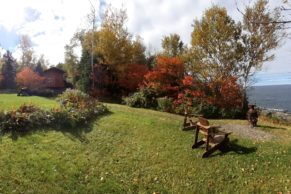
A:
[181, 111, 201, 131]
[192, 117, 231, 158]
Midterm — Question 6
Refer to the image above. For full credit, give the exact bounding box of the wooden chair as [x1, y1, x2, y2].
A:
[181, 111, 201, 131]
[192, 117, 231, 158]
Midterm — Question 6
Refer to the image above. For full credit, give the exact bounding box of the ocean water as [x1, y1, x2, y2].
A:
[247, 85, 291, 112]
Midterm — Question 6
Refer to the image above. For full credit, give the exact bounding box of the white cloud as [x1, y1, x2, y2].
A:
[0, 0, 290, 76]
[0, 0, 102, 65]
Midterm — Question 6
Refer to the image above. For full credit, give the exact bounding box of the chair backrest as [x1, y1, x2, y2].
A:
[198, 117, 209, 126]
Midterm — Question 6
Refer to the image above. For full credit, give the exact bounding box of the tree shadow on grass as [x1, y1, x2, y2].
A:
[207, 139, 257, 158]
[3, 112, 112, 142]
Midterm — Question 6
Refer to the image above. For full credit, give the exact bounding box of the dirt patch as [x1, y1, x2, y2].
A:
[220, 124, 275, 141]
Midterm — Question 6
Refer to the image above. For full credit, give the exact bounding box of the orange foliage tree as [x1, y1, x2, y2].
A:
[144, 56, 184, 97]
[16, 67, 45, 89]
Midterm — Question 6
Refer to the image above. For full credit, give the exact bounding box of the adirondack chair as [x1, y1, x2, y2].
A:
[192, 117, 231, 158]
[181, 110, 201, 131]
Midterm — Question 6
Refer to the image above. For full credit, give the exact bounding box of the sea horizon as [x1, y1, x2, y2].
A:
[247, 84, 291, 112]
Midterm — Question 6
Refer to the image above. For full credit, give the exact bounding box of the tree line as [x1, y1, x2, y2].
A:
[0, 35, 48, 90]
[0, 0, 286, 117]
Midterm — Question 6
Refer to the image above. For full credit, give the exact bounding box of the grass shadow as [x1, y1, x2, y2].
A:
[2, 111, 113, 142]
[207, 139, 257, 158]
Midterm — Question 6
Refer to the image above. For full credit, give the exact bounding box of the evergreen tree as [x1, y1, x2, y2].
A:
[1, 51, 17, 89]
[76, 48, 92, 92]
[34, 61, 44, 76]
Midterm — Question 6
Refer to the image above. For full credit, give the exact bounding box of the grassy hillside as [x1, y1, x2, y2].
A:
[0, 96, 290, 193]
[0, 94, 58, 110]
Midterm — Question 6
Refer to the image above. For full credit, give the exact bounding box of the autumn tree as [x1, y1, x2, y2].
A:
[87, 6, 132, 71]
[83, 6, 146, 72]
[119, 63, 148, 94]
[175, 75, 242, 117]
[144, 56, 184, 97]
[74, 5, 147, 97]
[189, 6, 243, 82]
[188, 2, 285, 110]
[161, 34, 185, 57]
[238, 0, 285, 88]
[16, 67, 44, 89]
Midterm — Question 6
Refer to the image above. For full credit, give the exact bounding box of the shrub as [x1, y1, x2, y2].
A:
[123, 87, 158, 109]
[0, 89, 108, 134]
[157, 97, 173, 112]
[197, 103, 220, 118]
[0, 104, 52, 132]
[55, 89, 108, 127]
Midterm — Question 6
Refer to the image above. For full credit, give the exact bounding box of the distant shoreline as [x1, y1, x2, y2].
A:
[248, 85, 291, 113]
[251, 84, 291, 87]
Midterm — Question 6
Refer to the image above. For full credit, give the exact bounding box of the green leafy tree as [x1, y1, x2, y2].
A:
[161, 34, 185, 57]
[82, 6, 146, 76]
[18, 35, 36, 68]
[188, 2, 285, 109]
[238, 0, 285, 88]
[130, 36, 146, 64]
[189, 6, 243, 82]
[64, 43, 79, 84]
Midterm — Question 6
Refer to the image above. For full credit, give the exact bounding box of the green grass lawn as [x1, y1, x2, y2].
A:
[0, 94, 58, 110]
[0, 96, 290, 193]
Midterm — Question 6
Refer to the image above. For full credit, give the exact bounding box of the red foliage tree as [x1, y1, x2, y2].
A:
[175, 75, 242, 110]
[16, 67, 45, 89]
[119, 63, 148, 94]
[206, 76, 242, 109]
[174, 76, 205, 109]
[91, 64, 118, 98]
[144, 56, 184, 97]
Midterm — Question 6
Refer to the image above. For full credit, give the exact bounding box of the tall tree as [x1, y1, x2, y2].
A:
[161, 34, 184, 57]
[188, 2, 285, 109]
[238, 0, 285, 88]
[130, 36, 146, 64]
[64, 43, 79, 84]
[76, 47, 92, 93]
[189, 6, 243, 82]
[1, 51, 17, 89]
[18, 35, 35, 68]
[83, 6, 146, 73]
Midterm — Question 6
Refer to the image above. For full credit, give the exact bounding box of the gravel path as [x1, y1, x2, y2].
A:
[220, 124, 275, 141]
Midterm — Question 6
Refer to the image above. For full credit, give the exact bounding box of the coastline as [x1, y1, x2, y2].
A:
[259, 107, 291, 125]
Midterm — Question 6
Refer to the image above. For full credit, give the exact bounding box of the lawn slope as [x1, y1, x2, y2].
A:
[0, 94, 58, 110]
[0, 102, 290, 193]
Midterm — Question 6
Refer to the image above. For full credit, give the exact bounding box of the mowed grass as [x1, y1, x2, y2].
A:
[0, 96, 290, 193]
[0, 94, 58, 110]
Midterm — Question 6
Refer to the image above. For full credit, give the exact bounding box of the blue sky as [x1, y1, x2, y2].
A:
[0, 0, 290, 86]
